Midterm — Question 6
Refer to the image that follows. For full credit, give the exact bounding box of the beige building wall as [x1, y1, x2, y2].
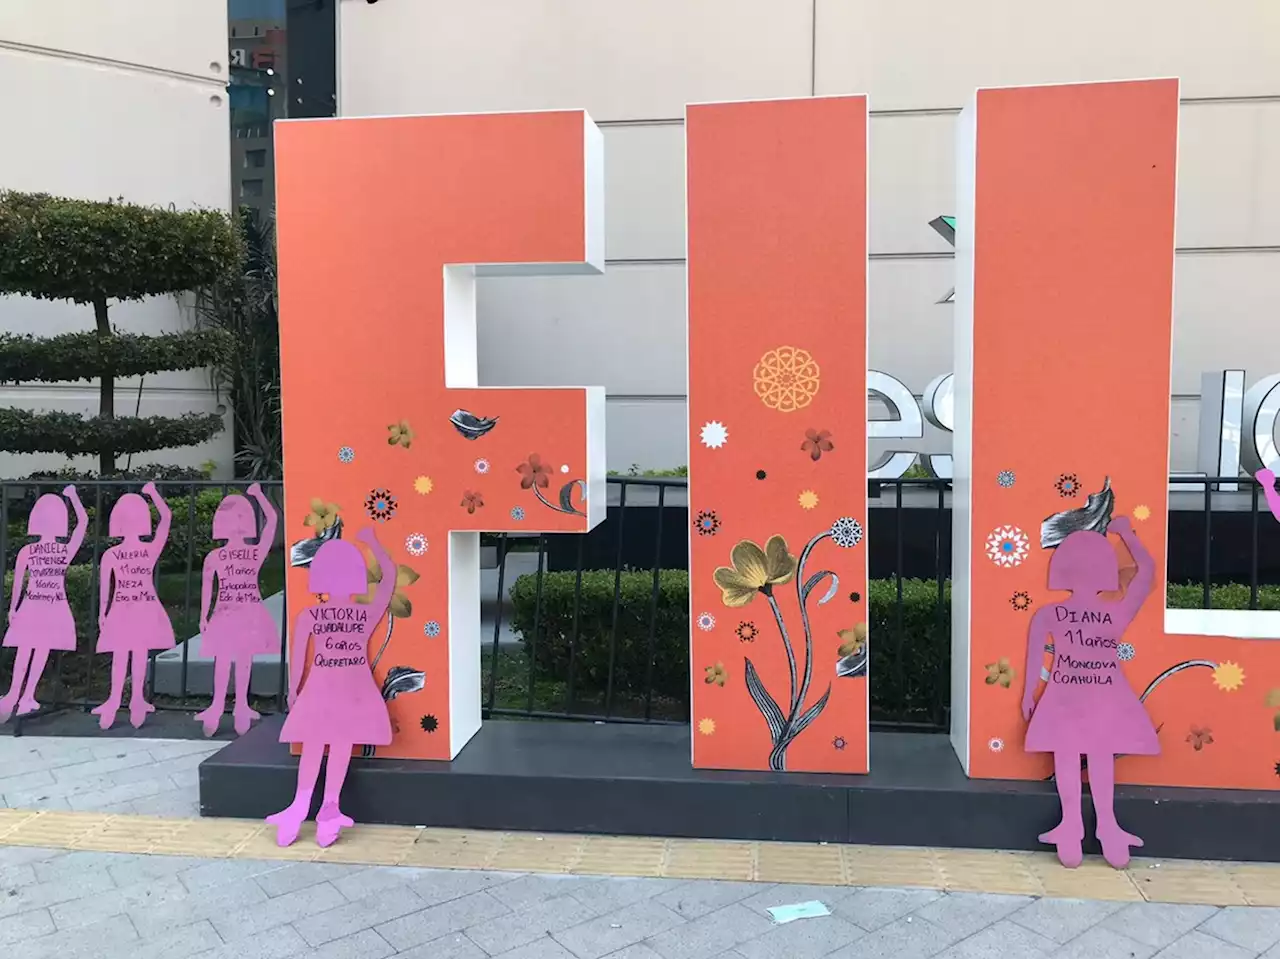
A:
[338, 0, 1280, 474]
[0, 0, 233, 477]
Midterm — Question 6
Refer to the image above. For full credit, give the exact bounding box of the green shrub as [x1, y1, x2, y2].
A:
[0, 191, 243, 475]
[509, 569, 690, 704]
[509, 573, 1280, 724]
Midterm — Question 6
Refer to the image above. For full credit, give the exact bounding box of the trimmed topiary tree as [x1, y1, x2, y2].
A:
[0, 192, 244, 475]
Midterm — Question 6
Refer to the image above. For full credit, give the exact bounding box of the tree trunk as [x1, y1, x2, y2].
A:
[93, 295, 115, 476]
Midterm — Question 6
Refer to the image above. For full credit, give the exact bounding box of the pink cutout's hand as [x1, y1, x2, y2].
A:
[1257, 468, 1276, 488]
[1109, 516, 1133, 537]
[1021, 692, 1036, 722]
[247, 482, 262, 497]
[142, 481, 159, 498]
[356, 527, 378, 546]
[62, 485, 76, 498]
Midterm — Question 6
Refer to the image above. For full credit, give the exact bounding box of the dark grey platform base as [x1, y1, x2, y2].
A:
[199, 718, 1280, 862]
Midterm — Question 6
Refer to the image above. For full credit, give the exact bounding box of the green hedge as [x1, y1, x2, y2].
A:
[0, 329, 236, 383]
[0, 409, 224, 456]
[0, 192, 242, 303]
[510, 572, 1280, 724]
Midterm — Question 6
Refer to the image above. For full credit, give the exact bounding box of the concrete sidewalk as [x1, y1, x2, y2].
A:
[3, 735, 1280, 958]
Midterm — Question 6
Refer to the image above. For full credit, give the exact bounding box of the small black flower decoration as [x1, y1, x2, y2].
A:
[736, 621, 758, 643]
[1274, 760, 1280, 778]
[849, 592, 861, 604]
[833, 736, 847, 751]
[694, 510, 721, 536]
[1055, 473, 1080, 498]
[421, 714, 439, 733]
[1010, 591, 1032, 611]
[365, 487, 398, 523]
[755, 469, 767, 480]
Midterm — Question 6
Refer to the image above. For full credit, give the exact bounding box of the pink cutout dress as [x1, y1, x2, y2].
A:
[1024, 597, 1158, 756]
[4, 540, 76, 652]
[201, 545, 277, 658]
[96, 544, 175, 653]
[278, 600, 392, 747]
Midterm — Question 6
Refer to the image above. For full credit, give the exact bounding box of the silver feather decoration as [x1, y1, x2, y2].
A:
[1040, 476, 1114, 549]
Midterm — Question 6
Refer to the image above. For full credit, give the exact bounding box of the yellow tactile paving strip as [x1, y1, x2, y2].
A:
[2, 807, 1278, 906]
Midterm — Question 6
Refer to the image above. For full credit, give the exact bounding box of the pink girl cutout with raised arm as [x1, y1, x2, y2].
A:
[92, 482, 174, 730]
[1022, 517, 1157, 870]
[1, 486, 87, 722]
[267, 526, 394, 848]
[194, 484, 279, 737]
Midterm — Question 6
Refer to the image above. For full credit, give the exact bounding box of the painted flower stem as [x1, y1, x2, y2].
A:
[370, 615, 395, 670]
[762, 531, 831, 771]
[532, 484, 585, 517]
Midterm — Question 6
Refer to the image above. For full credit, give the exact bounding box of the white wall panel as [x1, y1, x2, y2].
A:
[816, 0, 1280, 109]
[0, 0, 226, 78]
[339, 0, 813, 121]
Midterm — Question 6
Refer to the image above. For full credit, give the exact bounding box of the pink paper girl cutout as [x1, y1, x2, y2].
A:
[1256, 468, 1280, 523]
[1022, 517, 1157, 870]
[0, 486, 87, 722]
[194, 483, 279, 737]
[91, 482, 174, 730]
[266, 525, 394, 848]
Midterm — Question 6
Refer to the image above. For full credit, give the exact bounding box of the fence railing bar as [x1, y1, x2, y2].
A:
[604, 482, 629, 719]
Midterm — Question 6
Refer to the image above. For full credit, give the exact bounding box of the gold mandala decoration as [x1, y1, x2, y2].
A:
[752, 346, 820, 412]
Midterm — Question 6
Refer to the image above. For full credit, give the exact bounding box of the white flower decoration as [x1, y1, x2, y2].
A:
[985, 526, 1029, 567]
[337, 446, 355, 464]
[405, 533, 428, 557]
[696, 612, 716, 631]
[988, 737, 1005, 753]
[700, 421, 728, 449]
[830, 517, 863, 548]
[474, 458, 490, 475]
[997, 470, 1016, 488]
[1117, 642, 1135, 662]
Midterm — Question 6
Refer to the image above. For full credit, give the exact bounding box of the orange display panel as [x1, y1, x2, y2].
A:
[953, 78, 1279, 790]
[687, 96, 870, 773]
[274, 111, 606, 761]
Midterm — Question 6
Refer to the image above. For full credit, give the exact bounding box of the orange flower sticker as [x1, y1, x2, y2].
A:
[752, 346, 820, 412]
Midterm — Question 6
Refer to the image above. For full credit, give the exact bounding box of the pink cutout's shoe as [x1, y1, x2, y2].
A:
[233, 707, 261, 736]
[92, 700, 120, 731]
[1097, 824, 1143, 869]
[315, 802, 354, 848]
[1038, 822, 1084, 868]
[265, 806, 307, 847]
[15, 698, 40, 716]
[128, 700, 153, 729]
[194, 707, 221, 738]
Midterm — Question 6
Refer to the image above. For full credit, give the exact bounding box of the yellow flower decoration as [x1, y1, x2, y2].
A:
[752, 346, 820, 412]
[713, 535, 797, 608]
[303, 497, 340, 530]
[413, 475, 434, 495]
[798, 489, 819, 510]
[388, 420, 414, 449]
[1133, 504, 1151, 521]
[704, 663, 727, 687]
[984, 657, 1016, 688]
[698, 718, 716, 736]
[837, 623, 867, 658]
[359, 558, 420, 619]
[1213, 661, 1245, 692]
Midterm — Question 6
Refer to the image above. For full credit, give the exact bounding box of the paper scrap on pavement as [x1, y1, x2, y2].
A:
[767, 900, 831, 924]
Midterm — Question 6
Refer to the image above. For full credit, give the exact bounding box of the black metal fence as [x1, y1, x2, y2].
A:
[1, 474, 1277, 737]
